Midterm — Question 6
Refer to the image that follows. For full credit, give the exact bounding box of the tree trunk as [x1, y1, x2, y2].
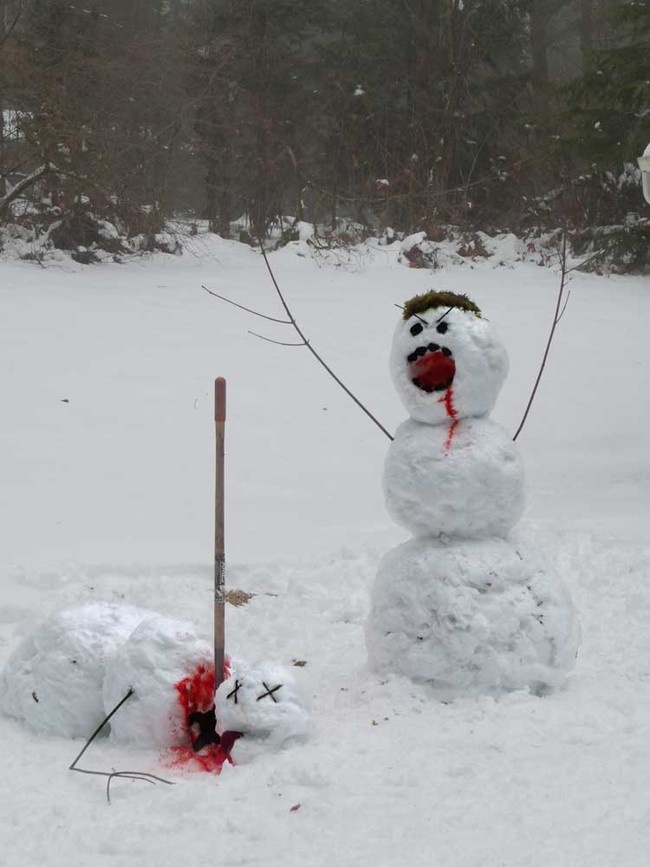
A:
[579, 0, 594, 71]
[530, 0, 550, 91]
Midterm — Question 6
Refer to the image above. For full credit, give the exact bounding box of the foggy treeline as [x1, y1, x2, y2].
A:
[0, 0, 648, 246]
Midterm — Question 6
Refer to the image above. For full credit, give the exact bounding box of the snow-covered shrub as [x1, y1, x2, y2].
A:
[572, 216, 650, 275]
[398, 231, 440, 269]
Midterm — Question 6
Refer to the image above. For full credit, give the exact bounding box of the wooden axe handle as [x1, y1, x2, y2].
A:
[214, 377, 226, 691]
[215, 377, 226, 423]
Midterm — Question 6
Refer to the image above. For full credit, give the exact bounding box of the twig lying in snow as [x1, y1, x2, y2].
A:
[69, 688, 174, 804]
[203, 237, 394, 441]
[513, 229, 571, 441]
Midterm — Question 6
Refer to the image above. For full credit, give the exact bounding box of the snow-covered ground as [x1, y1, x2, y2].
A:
[1, 233, 650, 866]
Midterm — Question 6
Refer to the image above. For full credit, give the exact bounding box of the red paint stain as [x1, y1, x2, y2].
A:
[444, 419, 459, 451]
[167, 660, 234, 775]
[166, 743, 233, 774]
[411, 352, 456, 393]
[175, 663, 217, 720]
[438, 386, 459, 452]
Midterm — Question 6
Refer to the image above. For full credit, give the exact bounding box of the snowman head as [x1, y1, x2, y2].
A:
[390, 291, 508, 425]
[215, 661, 309, 748]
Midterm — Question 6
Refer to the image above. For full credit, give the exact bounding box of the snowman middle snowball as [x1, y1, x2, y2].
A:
[386, 291, 524, 540]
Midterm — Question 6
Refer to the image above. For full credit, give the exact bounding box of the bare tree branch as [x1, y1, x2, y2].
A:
[247, 330, 306, 347]
[556, 289, 571, 324]
[256, 237, 394, 441]
[0, 0, 23, 51]
[513, 229, 570, 441]
[202, 285, 291, 323]
[203, 239, 394, 441]
[0, 162, 55, 215]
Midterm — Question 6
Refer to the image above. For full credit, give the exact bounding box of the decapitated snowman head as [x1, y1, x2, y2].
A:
[215, 661, 309, 748]
[390, 291, 508, 425]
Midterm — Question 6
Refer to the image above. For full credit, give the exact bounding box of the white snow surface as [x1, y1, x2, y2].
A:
[384, 416, 525, 538]
[1, 232, 650, 866]
[390, 303, 508, 424]
[366, 536, 579, 693]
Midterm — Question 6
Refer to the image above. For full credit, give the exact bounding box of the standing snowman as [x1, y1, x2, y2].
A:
[365, 291, 579, 696]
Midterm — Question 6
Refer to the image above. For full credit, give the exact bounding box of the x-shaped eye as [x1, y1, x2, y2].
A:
[256, 682, 283, 703]
[226, 679, 242, 704]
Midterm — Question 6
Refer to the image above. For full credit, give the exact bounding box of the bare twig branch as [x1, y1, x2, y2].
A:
[513, 229, 570, 442]
[203, 239, 394, 441]
[106, 770, 173, 804]
[69, 688, 174, 804]
[247, 330, 306, 347]
[565, 251, 601, 275]
[556, 289, 571, 324]
[256, 237, 394, 441]
[0, 162, 55, 215]
[0, 0, 23, 51]
[202, 285, 291, 323]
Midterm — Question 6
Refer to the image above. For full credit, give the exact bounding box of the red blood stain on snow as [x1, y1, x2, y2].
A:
[166, 661, 235, 775]
[167, 743, 232, 774]
[438, 386, 459, 452]
[444, 419, 459, 452]
[175, 663, 216, 720]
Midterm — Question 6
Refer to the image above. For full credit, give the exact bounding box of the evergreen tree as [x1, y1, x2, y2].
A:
[190, 0, 326, 236]
[560, 1, 650, 271]
[9, 0, 191, 240]
[568, 1, 650, 170]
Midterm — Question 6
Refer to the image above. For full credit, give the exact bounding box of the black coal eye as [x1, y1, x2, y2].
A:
[410, 322, 424, 336]
[436, 321, 448, 334]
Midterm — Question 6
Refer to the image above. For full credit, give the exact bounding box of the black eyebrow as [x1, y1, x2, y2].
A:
[393, 304, 429, 326]
[436, 306, 454, 324]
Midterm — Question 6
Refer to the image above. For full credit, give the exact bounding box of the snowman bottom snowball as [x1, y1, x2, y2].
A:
[365, 537, 579, 696]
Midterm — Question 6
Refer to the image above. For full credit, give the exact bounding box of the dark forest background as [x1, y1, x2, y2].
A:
[0, 0, 648, 266]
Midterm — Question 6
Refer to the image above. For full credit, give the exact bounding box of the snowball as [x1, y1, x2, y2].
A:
[103, 614, 213, 748]
[390, 305, 508, 424]
[384, 417, 525, 539]
[215, 661, 309, 753]
[365, 537, 579, 696]
[0, 603, 153, 737]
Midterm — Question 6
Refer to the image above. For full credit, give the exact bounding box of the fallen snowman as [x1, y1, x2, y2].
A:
[365, 290, 579, 696]
[0, 601, 309, 767]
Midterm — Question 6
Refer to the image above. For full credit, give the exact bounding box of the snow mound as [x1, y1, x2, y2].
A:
[0, 603, 153, 737]
[365, 537, 579, 696]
